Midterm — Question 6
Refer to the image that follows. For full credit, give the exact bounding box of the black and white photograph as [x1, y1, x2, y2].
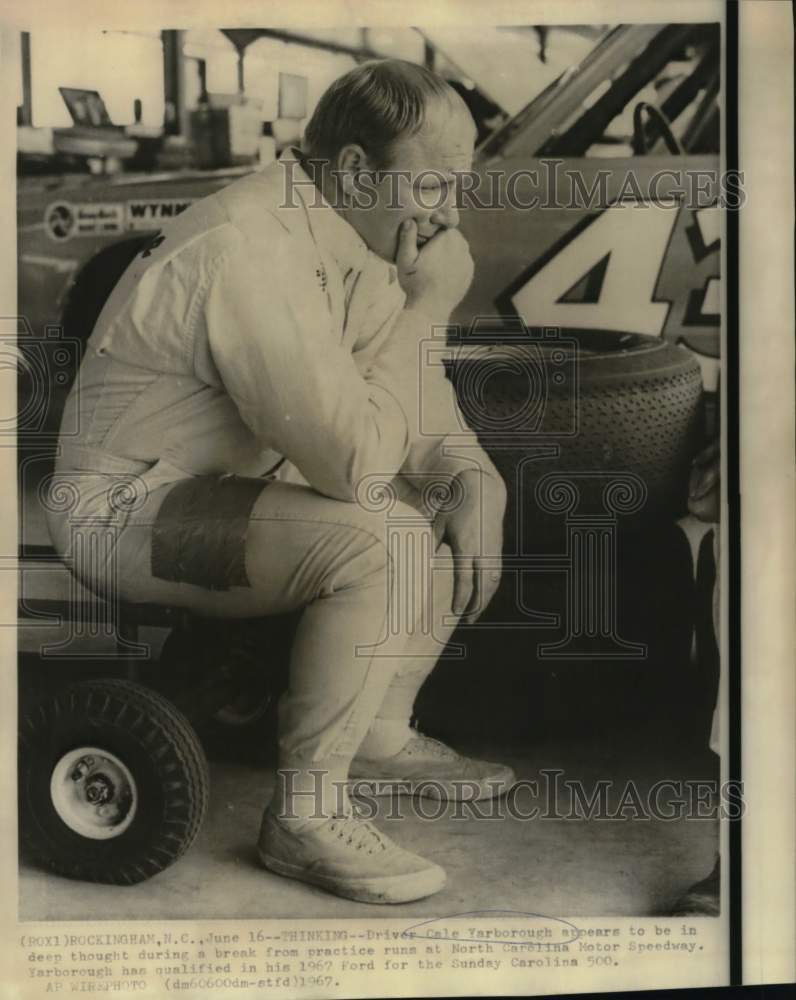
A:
[1, 1, 793, 997]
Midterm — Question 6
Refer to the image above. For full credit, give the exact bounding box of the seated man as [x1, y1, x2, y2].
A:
[47, 60, 511, 904]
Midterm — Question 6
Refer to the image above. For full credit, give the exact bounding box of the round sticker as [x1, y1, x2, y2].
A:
[45, 202, 76, 242]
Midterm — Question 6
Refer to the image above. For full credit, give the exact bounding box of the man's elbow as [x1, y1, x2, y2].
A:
[310, 447, 404, 504]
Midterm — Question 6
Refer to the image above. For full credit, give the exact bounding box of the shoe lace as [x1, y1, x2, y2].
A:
[405, 731, 458, 759]
[326, 811, 388, 854]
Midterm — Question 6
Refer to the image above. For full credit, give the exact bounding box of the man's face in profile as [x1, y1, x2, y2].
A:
[350, 99, 477, 263]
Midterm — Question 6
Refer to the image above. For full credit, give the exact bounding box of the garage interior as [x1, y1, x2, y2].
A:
[15, 24, 721, 920]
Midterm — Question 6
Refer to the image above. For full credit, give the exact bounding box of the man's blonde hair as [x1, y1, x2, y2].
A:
[302, 59, 468, 170]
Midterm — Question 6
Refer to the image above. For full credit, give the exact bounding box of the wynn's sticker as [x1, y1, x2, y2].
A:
[125, 199, 194, 231]
[44, 201, 125, 241]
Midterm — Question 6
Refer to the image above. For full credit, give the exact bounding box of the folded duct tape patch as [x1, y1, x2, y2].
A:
[151, 475, 271, 591]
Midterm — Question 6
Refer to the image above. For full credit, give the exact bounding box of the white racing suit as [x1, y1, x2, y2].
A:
[47, 149, 501, 798]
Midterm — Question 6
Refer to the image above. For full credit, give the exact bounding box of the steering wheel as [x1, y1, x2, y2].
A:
[632, 101, 685, 155]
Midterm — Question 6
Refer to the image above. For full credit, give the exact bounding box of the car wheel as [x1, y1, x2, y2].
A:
[450, 330, 704, 547]
[61, 238, 149, 349]
[19, 678, 209, 885]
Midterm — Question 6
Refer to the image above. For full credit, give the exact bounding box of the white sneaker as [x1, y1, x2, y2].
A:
[257, 808, 446, 904]
[349, 733, 516, 801]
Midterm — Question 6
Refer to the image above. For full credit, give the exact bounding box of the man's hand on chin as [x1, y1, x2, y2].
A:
[437, 467, 507, 624]
[395, 219, 474, 320]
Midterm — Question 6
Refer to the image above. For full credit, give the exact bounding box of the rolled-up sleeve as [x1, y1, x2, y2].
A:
[199, 226, 416, 501]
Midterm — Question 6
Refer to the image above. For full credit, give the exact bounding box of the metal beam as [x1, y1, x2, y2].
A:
[161, 30, 189, 136]
[423, 37, 435, 71]
[220, 28, 381, 62]
[413, 28, 505, 111]
[19, 31, 32, 126]
[237, 49, 245, 94]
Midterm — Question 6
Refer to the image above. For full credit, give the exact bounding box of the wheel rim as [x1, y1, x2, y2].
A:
[214, 690, 273, 728]
[50, 747, 138, 840]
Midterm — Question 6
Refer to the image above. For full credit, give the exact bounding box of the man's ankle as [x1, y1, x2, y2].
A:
[272, 758, 351, 810]
[269, 775, 352, 828]
[355, 720, 413, 760]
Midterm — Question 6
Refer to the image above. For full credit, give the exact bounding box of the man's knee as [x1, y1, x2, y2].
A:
[312, 499, 430, 595]
[344, 499, 442, 636]
[245, 486, 436, 606]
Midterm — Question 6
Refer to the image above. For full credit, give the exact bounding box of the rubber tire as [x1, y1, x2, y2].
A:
[19, 678, 209, 885]
[61, 238, 149, 349]
[449, 332, 704, 547]
[24, 238, 149, 439]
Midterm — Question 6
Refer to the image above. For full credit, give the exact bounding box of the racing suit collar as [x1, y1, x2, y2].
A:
[279, 146, 370, 276]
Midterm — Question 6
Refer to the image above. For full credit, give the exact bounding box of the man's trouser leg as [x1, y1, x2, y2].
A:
[48, 474, 451, 821]
[356, 538, 458, 759]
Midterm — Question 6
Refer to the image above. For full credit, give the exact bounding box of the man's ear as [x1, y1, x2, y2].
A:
[335, 144, 375, 201]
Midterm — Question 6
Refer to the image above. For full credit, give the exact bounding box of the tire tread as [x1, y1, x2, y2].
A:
[19, 678, 209, 885]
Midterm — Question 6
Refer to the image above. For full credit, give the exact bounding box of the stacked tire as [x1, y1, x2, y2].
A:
[449, 330, 704, 550]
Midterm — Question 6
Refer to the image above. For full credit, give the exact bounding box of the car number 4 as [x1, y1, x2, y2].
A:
[510, 200, 720, 339]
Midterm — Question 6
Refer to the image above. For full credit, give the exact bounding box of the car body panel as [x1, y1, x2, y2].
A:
[457, 154, 720, 359]
[18, 169, 247, 341]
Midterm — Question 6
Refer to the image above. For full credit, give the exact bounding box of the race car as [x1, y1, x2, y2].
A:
[457, 21, 722, 363]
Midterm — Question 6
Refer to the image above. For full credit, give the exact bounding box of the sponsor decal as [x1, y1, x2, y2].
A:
[44, 198, 194, 241]
[45, 201, 125, 241]
[125, 198, 194, 230]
